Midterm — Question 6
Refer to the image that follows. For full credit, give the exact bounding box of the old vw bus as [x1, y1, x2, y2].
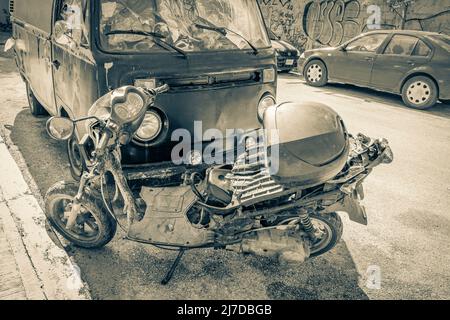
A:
[9, 0, 276, 178]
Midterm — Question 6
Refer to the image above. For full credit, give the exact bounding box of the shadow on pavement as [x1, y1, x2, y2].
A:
[281, 73, 450, 119]
[8, 109, 369, 300]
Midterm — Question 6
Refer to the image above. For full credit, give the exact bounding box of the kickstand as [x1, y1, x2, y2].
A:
[161, 249, 186, 285]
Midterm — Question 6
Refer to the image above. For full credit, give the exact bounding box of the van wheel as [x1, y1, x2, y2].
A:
[67, 137, 86, 181]
[304, 60, 328, 87]
[402, 76, 438, 110]
[26, 83, 48, 116]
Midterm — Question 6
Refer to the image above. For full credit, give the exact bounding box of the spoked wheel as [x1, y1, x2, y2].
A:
[308, 213, 343, 257]
[304, 60, 328, 87]
[45, 182, 116, 249]
[67, 137, 85, 181]
[402, 76, 438, 110]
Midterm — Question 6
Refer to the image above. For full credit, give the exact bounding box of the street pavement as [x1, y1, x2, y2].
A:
[0, 40, 449, 299]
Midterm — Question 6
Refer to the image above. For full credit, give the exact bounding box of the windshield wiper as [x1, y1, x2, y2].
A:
[104, 30, 188, 58]
[195, 22, 259, 55]
[105, 29, 166, 39]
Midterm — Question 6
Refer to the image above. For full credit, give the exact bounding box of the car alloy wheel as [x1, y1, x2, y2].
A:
[307, 64, 323, 83]
[407, 81, 431, 105]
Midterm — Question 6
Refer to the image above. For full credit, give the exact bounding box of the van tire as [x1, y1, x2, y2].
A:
[67, 137, 86, 181]
[26, 83, 48, 116]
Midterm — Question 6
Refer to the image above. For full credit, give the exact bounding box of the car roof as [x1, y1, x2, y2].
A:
[361, 29, 443, 37]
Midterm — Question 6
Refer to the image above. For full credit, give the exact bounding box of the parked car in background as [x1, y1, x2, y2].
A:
[269, 30, 300, 73]
[299, 30, 450, 110]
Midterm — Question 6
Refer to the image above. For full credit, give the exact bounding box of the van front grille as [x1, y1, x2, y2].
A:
[9, 0, 14, 14]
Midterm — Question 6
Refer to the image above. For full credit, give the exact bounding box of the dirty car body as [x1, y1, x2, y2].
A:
[10, 0, 277, 169]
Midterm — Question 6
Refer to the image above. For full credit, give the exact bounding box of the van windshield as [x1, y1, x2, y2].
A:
[99, 0, 270, 53]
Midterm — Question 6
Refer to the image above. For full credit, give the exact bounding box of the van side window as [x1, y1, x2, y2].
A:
[55, 0, 90, 48]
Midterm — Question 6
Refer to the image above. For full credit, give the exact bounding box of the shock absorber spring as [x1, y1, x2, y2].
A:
[298, 209, 317, 242]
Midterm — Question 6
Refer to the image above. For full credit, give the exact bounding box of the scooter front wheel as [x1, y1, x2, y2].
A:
[44, 181, 117, 249]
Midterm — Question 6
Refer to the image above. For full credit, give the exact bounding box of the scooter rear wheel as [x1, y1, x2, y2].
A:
[309, 212, 343, 257]
[44, 181, 117, 249]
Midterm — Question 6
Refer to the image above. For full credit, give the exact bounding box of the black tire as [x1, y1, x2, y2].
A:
[309, 212, 343, 257]
[26, 82, 48, 116]
[304, 60, 328, 87]
[401, 76, 438, 110]
[67, 137, 86, 181]
[44, 181, 117, 249]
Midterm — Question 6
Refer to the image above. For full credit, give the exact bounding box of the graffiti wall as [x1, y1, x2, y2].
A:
[259, 0, 450, 51]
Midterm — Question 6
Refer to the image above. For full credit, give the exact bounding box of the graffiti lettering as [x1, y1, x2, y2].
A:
[303, 0, 362, 47]
[367, 5, 382, 30]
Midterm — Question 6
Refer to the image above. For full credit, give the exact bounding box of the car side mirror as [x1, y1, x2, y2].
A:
[46, 117, 75, 141]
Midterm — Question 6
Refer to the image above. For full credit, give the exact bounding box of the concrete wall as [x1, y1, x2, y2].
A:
[0, 0, 9, 25]
[259, 0, 450, 51]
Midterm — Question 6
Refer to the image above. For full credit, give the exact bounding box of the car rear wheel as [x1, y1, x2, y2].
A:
[402, 76, 438, 110]
[304, 60, 328, 87]
[26, 82, 48, 116]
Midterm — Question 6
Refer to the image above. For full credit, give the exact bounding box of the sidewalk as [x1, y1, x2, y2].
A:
[0, 133, 90, 300]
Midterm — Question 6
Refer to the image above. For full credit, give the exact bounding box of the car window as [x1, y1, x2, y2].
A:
[346, 34, 387, 53]
[55, 0, 90, 47]
[384, 35, 418, 56]
[412, 40, 432, 56]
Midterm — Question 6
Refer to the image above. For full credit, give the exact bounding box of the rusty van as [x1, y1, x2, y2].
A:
[8, 0, 277, 180]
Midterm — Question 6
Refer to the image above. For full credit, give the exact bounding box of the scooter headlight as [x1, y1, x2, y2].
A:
[258, 95, 276, 121]
[135, 110, 163, 142]
[111, 91, 145, 124]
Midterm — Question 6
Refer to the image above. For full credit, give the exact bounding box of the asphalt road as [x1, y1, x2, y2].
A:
[1, 47, 450, 299]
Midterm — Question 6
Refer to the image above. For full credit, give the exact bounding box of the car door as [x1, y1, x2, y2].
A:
[330, 33, 388, 85]
[52, 0, 96, 119]
[370, 34, 433, 92]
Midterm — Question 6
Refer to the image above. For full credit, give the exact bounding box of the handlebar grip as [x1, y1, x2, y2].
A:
[154, 84, 170, 95]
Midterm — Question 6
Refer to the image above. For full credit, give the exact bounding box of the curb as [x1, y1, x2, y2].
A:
[0, 132, 91, 300]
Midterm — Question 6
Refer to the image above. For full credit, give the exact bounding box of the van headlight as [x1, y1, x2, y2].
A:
[263, 68, 276, 83]
[258, 95, 276, 121]
[135, 110, 163, 142]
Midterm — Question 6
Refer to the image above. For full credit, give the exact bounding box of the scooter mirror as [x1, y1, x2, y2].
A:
[46, 117, 75, 141]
